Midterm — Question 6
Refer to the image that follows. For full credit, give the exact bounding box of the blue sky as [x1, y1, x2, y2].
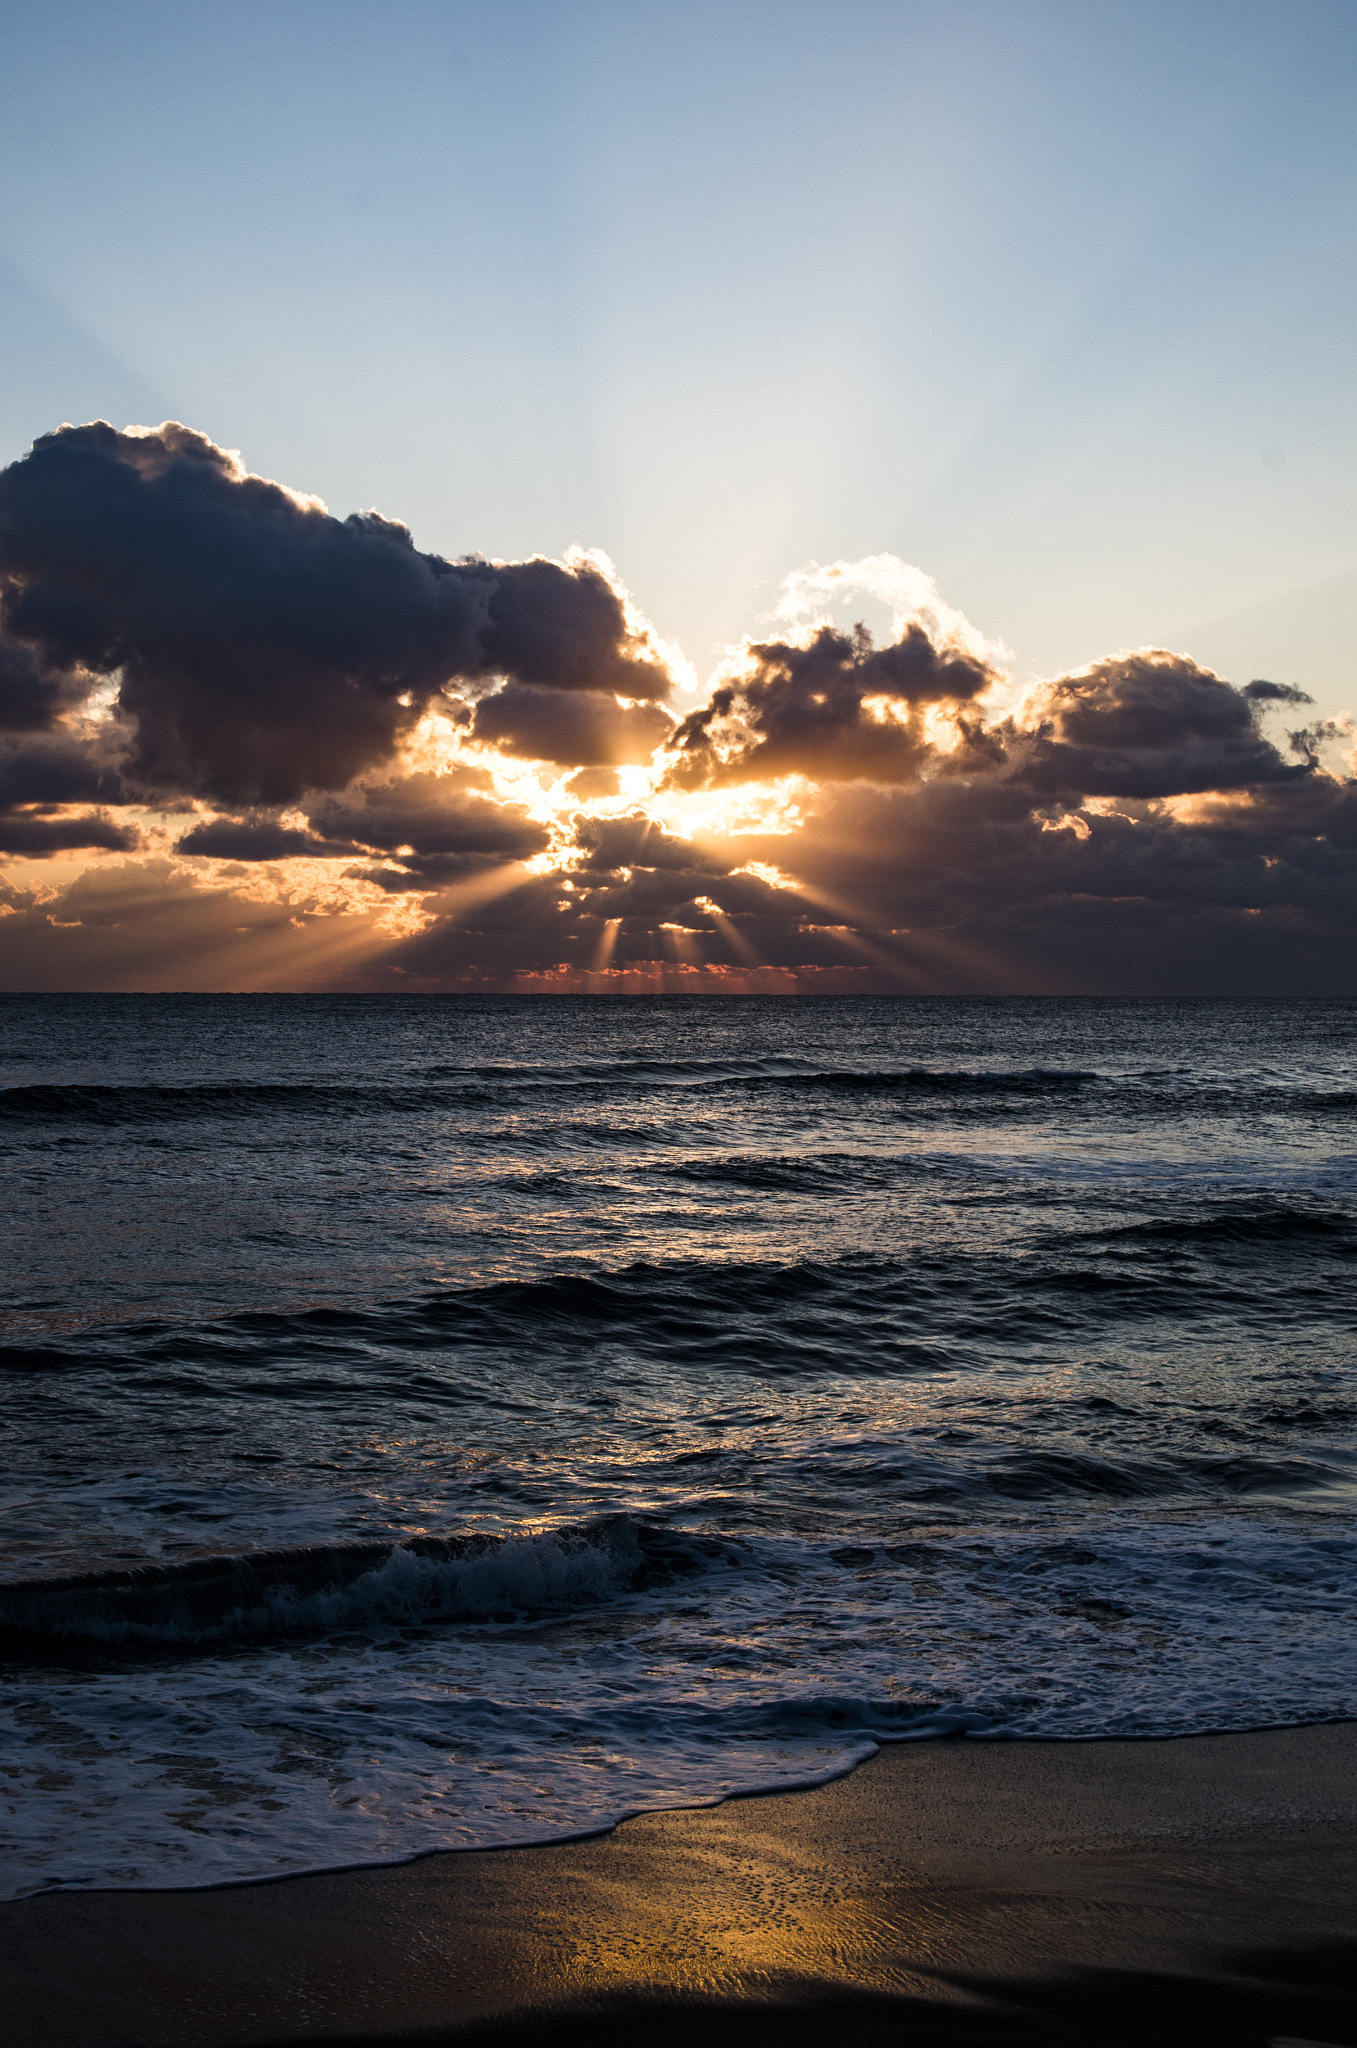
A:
[1, 0, 1354, 711]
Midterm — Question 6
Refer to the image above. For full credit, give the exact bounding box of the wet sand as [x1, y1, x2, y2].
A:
[4, 1723, 1355, 2047]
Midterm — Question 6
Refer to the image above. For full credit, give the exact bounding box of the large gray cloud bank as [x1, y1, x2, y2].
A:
[0, 421, 1353, 995]
[0, 422, 669, 803]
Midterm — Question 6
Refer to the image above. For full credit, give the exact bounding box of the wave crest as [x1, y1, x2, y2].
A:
[0, 1515, 719, 1649]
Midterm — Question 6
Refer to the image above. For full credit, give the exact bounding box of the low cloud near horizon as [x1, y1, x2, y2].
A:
[1, 420, 1354, 997]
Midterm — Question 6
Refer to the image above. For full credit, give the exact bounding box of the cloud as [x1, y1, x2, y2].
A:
[668, 634, 1306, 802]
[0, 633, 84, 731]
[0, 425, 1353, 996]
[0, 808, 137, 856]
[769, 555, 1010, 666]
[564, 768, 623, 800]
[667, 621, 999, 787]
[309, 771, 551, 878]
[176, 771, 551, 884]
[173, 815, 353, 862]
[571, 812, 720, 874]
[1001, 652, 1306, 798]
[0, 422, 676, 804]
[0, 734, 124, 808]
[1242, 678, 1313, 705]
[475, 558, 672, 701]
[469, 684, 674, 766]
[0, 734, 137, 855]
[0, 859, 383, 991]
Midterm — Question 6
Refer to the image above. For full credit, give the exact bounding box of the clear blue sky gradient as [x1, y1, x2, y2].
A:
[1, 0, 1353, 711]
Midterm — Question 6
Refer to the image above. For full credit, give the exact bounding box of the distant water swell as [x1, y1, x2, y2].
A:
[3, 1202, 1353, 1377]
[4, 1066, 1356, 1134]
[0, 1065, 1096, 1124]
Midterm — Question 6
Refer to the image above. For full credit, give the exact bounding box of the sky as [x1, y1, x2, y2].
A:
[0, 0, 1354, 994]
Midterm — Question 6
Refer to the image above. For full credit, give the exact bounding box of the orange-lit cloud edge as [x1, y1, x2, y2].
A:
[1, 424, 1354, 997]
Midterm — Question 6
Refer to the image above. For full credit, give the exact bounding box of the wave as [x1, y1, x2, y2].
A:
[0, 1516, 728, 1650]
[658, 1152, 858, 1191]
[9, 1065, 1357, 1138]
[0, 1064, 1102, 1126]
[974, 1448, 1347, 1502]
[5, 1457, 1349, 1660]
[0, 1257, 958, 1378]
[1088, 1205, 1357, 1251]
[414, 1057, 1100, 1091]
[6, 1194, 1354, 1377]
[0, 1081, 452, 1126]
[807, 1442, 1351, 1507]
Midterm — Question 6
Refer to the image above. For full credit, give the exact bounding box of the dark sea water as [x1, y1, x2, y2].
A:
[0, 994, 1354, 1896]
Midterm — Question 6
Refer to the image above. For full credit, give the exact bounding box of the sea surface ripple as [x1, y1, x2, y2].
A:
[0, 994, 1352, 1895]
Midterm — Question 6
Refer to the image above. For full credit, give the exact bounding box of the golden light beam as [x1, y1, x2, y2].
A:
[691, 896, 761, 966]
[591, 916, 622, 973]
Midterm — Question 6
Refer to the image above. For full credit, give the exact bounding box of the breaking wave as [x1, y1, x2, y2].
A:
[0, 1516, 723, 1649]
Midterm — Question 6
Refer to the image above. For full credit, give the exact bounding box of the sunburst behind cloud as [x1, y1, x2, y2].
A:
[1, 423, 1353, 996]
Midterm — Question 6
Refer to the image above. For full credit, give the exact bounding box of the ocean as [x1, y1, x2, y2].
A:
[0, 994, 1353, 1898]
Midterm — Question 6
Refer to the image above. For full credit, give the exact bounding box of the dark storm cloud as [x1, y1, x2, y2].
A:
[735, 763, 1357, 993]
[175, 771, 551, 880]
[0, 809, 137, 855]
[300, 637, 1357, 993]
[476, 559, 671, 700]
[754, 708, 1353, 937]
[174, 815, 354, 862]
[374, 808, 813, 984]
[0, 735, 124, 807]
[0, 859, 390, 992]
[352, 808, 776, 982]
[0, 633, 84, 731]
[0, 422, 673, 804]
[669, 631, 1307, 801]
[570, 812, 721, 874]
[469, 684, 675, 766]
[1, 415, 1353, 1001]
[668, 621, 999, 788]
[1001, 653, 1307, 798]
[379, 638, 1354, 994]
[309, 772, 551, 869]
[11, 734, 1357, 993]
[1242, 677, 1314, 705]
[0, 734, 136, 856]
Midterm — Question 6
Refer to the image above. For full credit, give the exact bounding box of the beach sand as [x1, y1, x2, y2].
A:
[4, 1723, 1355, 2047]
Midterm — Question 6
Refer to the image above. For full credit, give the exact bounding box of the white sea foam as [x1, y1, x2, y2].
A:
[0, 1509, 1351, 1898]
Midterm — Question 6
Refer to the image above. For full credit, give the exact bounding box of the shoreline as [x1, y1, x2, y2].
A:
[4, 1723, 1355, 2046]
[4, 1713, 1350, 1907]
